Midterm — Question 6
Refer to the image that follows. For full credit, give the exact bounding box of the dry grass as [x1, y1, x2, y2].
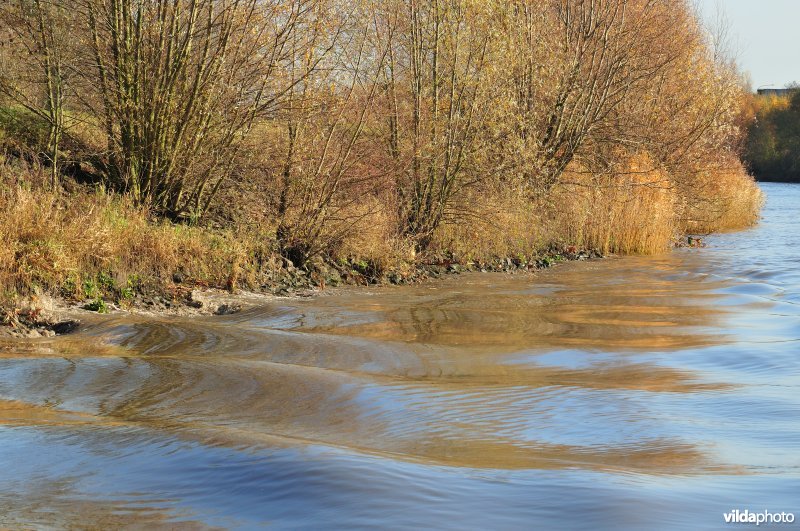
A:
[432, 185, 544, 261]
[0, 163, 245, 307]
[327, 196, 416, 276]
[418, 152, 762, 260]
[0, 145, 765, 313]
[551, 155, 678, 254]
[679, 159, 764, 234]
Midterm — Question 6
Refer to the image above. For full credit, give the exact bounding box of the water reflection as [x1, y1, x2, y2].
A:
[262, 259, 732, 352]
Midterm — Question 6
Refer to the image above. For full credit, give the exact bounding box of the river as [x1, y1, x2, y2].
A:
[1, 182, 798, 529]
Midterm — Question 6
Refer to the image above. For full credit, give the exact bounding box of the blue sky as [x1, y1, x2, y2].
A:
[697, 0, 799, 90]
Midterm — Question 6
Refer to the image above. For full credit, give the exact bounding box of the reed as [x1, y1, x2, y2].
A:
[679, 160, 764, 234]
[431, 186, 544, 262]
[543, 155, 678, 255]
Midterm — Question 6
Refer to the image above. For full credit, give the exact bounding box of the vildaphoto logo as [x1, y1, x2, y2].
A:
[723, 509, 795, 525]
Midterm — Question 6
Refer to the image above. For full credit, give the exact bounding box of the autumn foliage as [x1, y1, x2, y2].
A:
[0, 0, 763, 303]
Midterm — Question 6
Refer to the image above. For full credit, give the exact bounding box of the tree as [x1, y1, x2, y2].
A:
[501, 0, 700, 189]
[378, 0, 495, 249]
[0, 0, 75, 189]
[81, 0, 327, 219]
[273, 0, 390, 266]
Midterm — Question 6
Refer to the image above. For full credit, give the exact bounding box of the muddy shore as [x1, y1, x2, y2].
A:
[1, 248, 604, 339]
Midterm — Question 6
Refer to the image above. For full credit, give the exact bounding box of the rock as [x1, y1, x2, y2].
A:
[190, 290, 209, 307]
[327, 270, 342, 286]
[50, 320, 80, 335]
[214, 303, 242, 315]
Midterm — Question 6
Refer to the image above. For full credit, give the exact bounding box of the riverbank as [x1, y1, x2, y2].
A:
[0, 0, 767, 341]
[0, 159, 762, 339]
[1, 241, 603, 339]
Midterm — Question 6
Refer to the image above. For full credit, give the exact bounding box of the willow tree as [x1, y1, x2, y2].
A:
[378, 0, 495, 249]
[0, 0, 74, 189]
[272, 0, 391, 266]
[83, 0, 321, 219]
[499, 0, 698, 190]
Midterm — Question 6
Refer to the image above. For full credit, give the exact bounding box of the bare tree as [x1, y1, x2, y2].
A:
[80, 0, 328, 219]
[503, 0, 697, 189]
[0, 0, 75, 189]
[378, 0, 494, 249]
[273, 0, 391, 266]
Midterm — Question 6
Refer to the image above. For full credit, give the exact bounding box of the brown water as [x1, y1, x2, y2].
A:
[1, 182, 799, 529]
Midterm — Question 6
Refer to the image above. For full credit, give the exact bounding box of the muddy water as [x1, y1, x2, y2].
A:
[1, 183, 799, 530]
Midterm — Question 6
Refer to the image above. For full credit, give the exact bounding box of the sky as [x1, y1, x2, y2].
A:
[696, 0, 800, 90]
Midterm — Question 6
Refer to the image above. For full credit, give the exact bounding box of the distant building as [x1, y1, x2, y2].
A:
[757, 88, 800, 97]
